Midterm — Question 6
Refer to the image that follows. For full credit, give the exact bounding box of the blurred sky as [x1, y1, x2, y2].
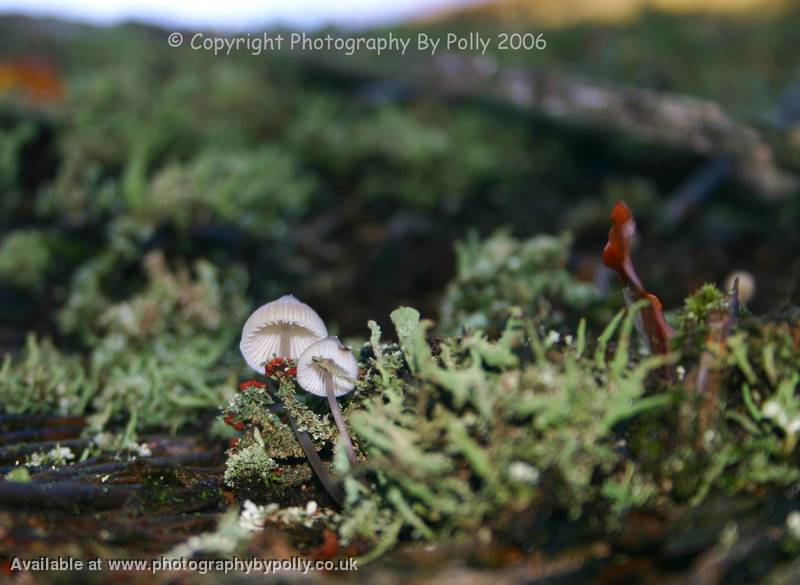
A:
[0, 0, 481, 29]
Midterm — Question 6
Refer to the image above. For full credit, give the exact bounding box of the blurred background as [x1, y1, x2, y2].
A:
[1, 0, 799, 355]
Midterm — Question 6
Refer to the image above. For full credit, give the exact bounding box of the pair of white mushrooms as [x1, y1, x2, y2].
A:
[239, 294, 359, 466]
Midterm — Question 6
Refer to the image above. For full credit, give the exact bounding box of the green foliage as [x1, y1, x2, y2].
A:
[340, 303, 672, 549]
[647, 306, 800, 505]
[290, 100, 522, 210]
[726, 318, 800, 458]
[1, 250, 248, 432]
[439, 230, 603, 333]
[0, 229, 53, 289]
[143, 147, 316, 236]
[220, 292, 800, 559]
[0, 114, 39, 214]
[221, 366, 382, 488]
[84, 251, 247, 432]
[0, 334, 90, 415]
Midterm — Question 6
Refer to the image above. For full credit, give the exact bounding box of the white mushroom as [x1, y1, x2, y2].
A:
[297, 337, 358, 397]
[297, 336, 359, 465]
[239, 294, 327, 373]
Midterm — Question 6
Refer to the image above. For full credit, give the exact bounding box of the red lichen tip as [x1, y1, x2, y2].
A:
[265, 356, 291, 377]
[238, 379, 266, 392]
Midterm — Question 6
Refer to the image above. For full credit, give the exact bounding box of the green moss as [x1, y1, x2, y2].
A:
[4, 467, 31, 482]
[0, 229, 53, 290]
[679, 284, 729, 330]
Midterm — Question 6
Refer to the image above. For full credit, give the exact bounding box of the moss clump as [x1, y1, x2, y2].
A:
[338, 304, 673, 548]
[142, 147, 316, 237]
[439, 230, 603, 334]
[224, 427, 278, 487]
[0, 250, 248, 433]
[0, 334, 89, 415]
[678, 284, 730, 337]
[0, 229, 53, 290]
[220, 287, 800, 562]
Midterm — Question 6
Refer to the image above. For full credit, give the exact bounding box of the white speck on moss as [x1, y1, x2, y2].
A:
[787, 511, 800, 541]
[545, 330, 560, 346]
[238, 500, 268, 532]
[27, 445, 75, 467]
[509, 461, 540, 485]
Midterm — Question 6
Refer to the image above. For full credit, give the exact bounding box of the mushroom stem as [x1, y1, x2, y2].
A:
[269, 386, 345, 508]
[279, 328, 290, 360]
[288, 418, 346, 508]
[324, 372, 358, 467]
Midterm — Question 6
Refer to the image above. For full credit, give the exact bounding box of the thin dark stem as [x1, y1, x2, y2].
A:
[728, 276, 740, 334]
[284, 414, 345, 508]
[325, 373, 358, 468]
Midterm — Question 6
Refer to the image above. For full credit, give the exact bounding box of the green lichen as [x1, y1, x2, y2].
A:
[1, 249, 247, 433]
[220, 285, 800, 561]
[439, 230, 603, 334]
[224, 427, 278, 487]
[0, 334, 90, 415]
[339, 302, 673, 550]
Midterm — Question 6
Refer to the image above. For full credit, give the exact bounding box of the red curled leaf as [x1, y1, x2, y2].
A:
[602, 201, 675, 355]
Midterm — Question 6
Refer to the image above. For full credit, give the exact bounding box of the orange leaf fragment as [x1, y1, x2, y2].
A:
[602, 201, 674, 355]
[0, 57, 64, 104]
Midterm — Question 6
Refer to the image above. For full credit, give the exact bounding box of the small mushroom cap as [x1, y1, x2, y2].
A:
[296, 337, 359, 397]
[240, 294, 328, 372]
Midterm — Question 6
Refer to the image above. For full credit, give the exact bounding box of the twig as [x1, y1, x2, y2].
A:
[660, 158, 735, 228]
[0, 425, 85, 446]
[29, 454, 219, 481]
[301, 54, 799, 198]
[0, 480, 135, 511]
